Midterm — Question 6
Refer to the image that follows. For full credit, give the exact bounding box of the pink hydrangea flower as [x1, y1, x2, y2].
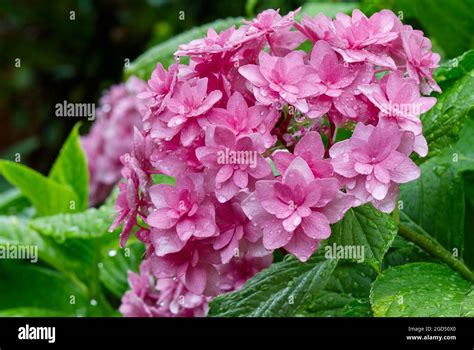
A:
[204, 91, 279, 149]
[242, 157, 353, 261]
[147, 173, 218, 250]
[81, 77, 146, 205]
[330, 9, 399, 69]
[272, 131, 333, 178]
[239, 51, 321, 113]
[401, 29, 441, 94]
[150, 136, 203, 178]
[358, 71, 436, 156]
[196, 126, 272, 203]
[111, 8, 440, 314]
[120, 260, 210, 317]
[213, 193, 270, 263]
[176, 26, 244, 56]
[330, 122, 420, 211]
[306, 40, 374, 119]
[150, 240, 221, 296]
[111, 129, 155, 248]
[149, 77, 222, 146]
[218, 254, 273, 292]
[244, 8, 300, 36]
[243, 8, 304, 56]
[139, 63, 178, 122]
[294, 12, 335, 43]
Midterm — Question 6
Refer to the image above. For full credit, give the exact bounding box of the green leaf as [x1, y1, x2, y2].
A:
[382, 236, 435, 269]
[464, 170, 474, 271]
[370, 263, 474, 317]
[419, 59, 474, 161]
[125, 17, 244, 80]
[0, 160, 79, 216]
[100, 242, 145, 298]
[28, 205, 115, 241]
[0, 308, 69, 317]
[49, 123, 89, 211]
[0, 188, 33, 217]
[0, 262, 90, 317]
[0, 216, 67, 269]
[401, 116, 474, 262]
[209, 252, 338, 317]
[328, 204, 398, 270]
[434, 50, 474, 90]
[298, 262, 376, 317]
[342, 298, 372, 317]
[400, 158, 465, 256]
[298, 2, 358, 19]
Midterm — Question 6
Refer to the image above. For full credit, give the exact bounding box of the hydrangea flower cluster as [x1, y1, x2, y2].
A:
[81, 77, 147, 205]
[116, 8, 439, 316]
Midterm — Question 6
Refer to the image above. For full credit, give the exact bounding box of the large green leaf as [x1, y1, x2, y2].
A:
[370, 263, 474, 317]
[419, 60, 474, 161]
[0, 160, 79, 216]
[49, 123, 89, 211]
[209, 252, 338, 317]
[401, 116, 474, 263]
[28, 205, 115, 241]
[99, 241, 145, 298]
[434, 49, 474, 90]
[382, 236, 435, 269]
[298, 262, 376, 317]
[464, 175, 474, 270]
[328, 204, 398, 270]
[0, 188, 32, 217]
[0, 262, 90, 317]
[0, 216, 67, 270]
[400, 158, 465, 256]
[125, 17, 243, 80]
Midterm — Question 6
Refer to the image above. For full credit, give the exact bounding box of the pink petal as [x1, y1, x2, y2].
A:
[321, 192, 354, 224]
[216, 164, 234, 183]
[301, 211, 331, 239]
[233, 169, 249, 188]
[295, 131, 325, 161]
[147, 208, 179, 229]
[152, 229, 186, 256]
[272, 151, 294, 175]
[248, 156, 272, 179]
[239, 65, 268, 87]
[365, 176, 389, 200]
[185, 264, 207, 295]
[262, 218, 291, 250]
[389, 158, 420, 183]
[283, 228, 319, 262]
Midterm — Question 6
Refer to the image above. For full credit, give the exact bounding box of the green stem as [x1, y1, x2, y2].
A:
[398, 223, 474, 283]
